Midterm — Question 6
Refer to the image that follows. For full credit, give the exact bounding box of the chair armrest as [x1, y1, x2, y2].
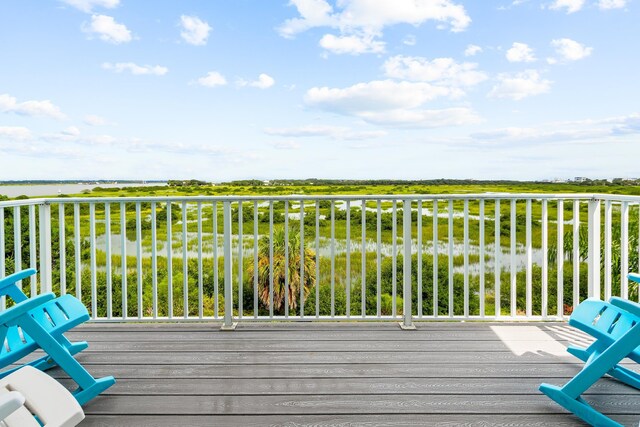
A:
[0, 391, 25, 421]
[0, 293, 55, 325]
[610, 297, 640, 318]
[628, 273, 640, 284]
[0, 269, 36, 301]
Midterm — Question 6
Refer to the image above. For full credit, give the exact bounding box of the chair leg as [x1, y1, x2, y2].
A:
[539, 384, 623, 427]
[18, 316, 115, 404]
[567, 341, 640, 390]
[32, 340, 89, 372]
[607, 364, 640, 390]
[540, 323, 640, 426]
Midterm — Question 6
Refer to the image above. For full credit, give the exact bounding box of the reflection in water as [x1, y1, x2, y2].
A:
[94, 232, 543, 274]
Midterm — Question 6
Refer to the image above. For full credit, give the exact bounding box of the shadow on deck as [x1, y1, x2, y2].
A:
[52, 322, 640, 426]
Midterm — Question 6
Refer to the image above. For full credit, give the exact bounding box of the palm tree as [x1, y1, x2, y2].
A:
[247, 226, 316, 313]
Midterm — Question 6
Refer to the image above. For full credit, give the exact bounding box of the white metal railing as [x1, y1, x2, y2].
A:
[1, 193, 639, 328]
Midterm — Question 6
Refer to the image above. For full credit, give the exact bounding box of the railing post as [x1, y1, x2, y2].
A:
[221, 201, 236, 330]
[587, 198, 601, 300]
[38, 203, 52, 294]
[400, 198, 415, 330]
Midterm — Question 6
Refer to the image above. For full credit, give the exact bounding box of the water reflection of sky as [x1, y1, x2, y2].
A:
[95, 232, 544, 274]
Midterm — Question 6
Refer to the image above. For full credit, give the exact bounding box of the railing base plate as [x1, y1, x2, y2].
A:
[220, 322, 238, 331]
[399, 322, 417, 330]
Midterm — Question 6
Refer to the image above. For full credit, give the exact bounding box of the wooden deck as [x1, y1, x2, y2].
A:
[54, 322, 640, 426]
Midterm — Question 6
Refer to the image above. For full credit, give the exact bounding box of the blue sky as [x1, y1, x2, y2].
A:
[0, 0, 638, 181]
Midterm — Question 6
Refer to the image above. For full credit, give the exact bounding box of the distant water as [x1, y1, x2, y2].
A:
[0, 183, 167, 198]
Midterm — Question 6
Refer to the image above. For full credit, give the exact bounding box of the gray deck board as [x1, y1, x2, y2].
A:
[63, 322, 639, 426]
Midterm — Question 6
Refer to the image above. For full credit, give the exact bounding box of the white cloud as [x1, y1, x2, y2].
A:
[358, 108, 481, 127]
[550, 38, 593, 61]
[84, 14, 132, 44]
[60, 0, 119, 13]
[270, 140, 301, 150]
[179, 15, 212, 46]
[403, 35, 416, 46]
[278, 0, 470, 55]
[470, 113, 640, 144]
[264, 125, 386, 140]
[196, 71, 228, 88]
[598, 0, 628, 8]
[62, 126, 81, 136]
[83, 114, 108, 126]
[488, 70, 551, 100]
[382, 56, 487, 87]
[549, 0, 585, 13]
[0, 93, 66, 120]
[237, 73, 275, 89]
[102, 62, 168, 75]
[305, 80, 480, 127]
[506, 42, 536, 62]
[0, 126, 32, 141]
[306, 80, 457, 113]
[464, 44, 482, 56]
[319, 33, 385, 55]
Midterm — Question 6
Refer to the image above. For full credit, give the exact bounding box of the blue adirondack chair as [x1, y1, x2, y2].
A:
[539, 286, 640, 426]
[0, 269, 115, 405]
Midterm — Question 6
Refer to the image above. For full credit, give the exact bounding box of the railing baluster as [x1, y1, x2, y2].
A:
[479, 199, 485, 318]
[330, 200, 335, 318]
[222, 201, 233, 329]
[315, 201, 320, 318]
[182, 201, 188, 318]
[105, 203, 111, 317]
[28, 205, 36, 296]
[377, 200, 382, 318]
[212, 202, 218, 319]
[13, 207, 21, 289]
[417, 200, 422, 319]
[299, 200, 305, 318]
[573, 200, 580, 309]
[284, 201, 289, 318]
[541, 200, 548, 319]
[120, 202, 127, 319]
[0, 208, 4, 310]
[197, 202, 203, 319]
[402, 198, 413, 329]
[74, 204, 80, 302]
[345, 200, 351, 318]
[448, 200, 453, 318]
[392, 200, 397, 318]
[136, 203, 142, 319]
[253, 200, 258, 318]
[38, 203, 52, 295]
[269, 201, 274, 318]
[525, 199, 532, 317]
[621, 201, 629, 299]
[604, 200, 612, 300]
[433, 200, 438, 318]
[494, 199, 500, 318]
[510, 199, 516, 318]
[89, 203, 97, 319]
[166, 202, 172, 319]
[151, 202, 157, 319]
[238, 201, 243, 319]
[587, 199, 601, 300]
[59, 204, 66, 296]
[463, 199, 469, 318]
[557, 200, 564, 318]
[361, 199, 366, 318]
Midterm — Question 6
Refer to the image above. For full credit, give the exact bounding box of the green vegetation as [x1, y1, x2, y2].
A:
[1, 181, 640, 319]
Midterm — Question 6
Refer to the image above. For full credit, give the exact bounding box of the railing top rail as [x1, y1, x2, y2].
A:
[0, 199, 46, 208]
[2, 193, 640, 207]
